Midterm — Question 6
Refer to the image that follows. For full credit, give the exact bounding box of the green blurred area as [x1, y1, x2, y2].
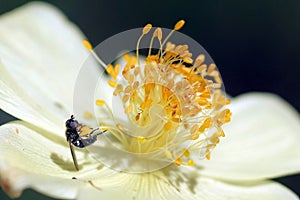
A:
[0, 188, 55, 200]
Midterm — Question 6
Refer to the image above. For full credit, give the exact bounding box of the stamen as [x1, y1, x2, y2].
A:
[82, 39, 93, 50]
[161, 19, 185, 48]
[187, 160, 195, 166]
[108, 80, 117, 88]
[143, 24, 152, 34]
[174, 20, 185, 31]
[95, 100, 105, 106]
[174, 157, 183, 166]
[183, 149, 190, 158]
[206, 151, 211, 160]
[148, 28, 162, 57]
[100, 123, 109, 131]
[82, 39, 107, 69]
[136, 24, 152, 67]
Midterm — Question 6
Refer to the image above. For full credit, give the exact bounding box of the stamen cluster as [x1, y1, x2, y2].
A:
[91, 20, 231, 167]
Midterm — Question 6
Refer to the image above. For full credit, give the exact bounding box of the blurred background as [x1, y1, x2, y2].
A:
[0, 0, 299, 199]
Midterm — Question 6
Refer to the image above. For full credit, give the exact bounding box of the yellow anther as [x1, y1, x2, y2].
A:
[174, 20, 185, 31]
[123, 53, 130, 61]
[204, 117, 212, 126]
[106, 64, 119, 80]
[200, 90, 211, 99]
[83, 111, 94, 119]
[187, 160, 195, 166]
[142, 24, 152, 34]
[100, 123, 108, 131]
[205, 102, 212, 109]
[140, 98, 152, 110]
[125, 104, 133, 114]
[220, 129, 225, 137]
[122, 66, 130, 76]
[95, 99, 105, 106]
[82, 39, 93, 51]
[206, 151, 211, 160]
[225, 109, 232, 123]
[183, 149, 190, 158]
[137, 136, 147, 143]
[124, 85, 133, 93]
[171, 117, 181, 123]
[106, 64, 114, 75]
[191, 133, 199, 140]
[108, 80, 117, 88]
[183, 57, 193, 64]
[225, 99, 231, 105]
[122, 95, 130, 103]
[197, 98, 209, 106]
[207, 63, 216, 74]
[194, 54, 205, 67]
[133, 81, 139, 90]
[154, 28, 163, 41]
[114, 64, 121, 77]
[174, 157, 183, 166]
[163, 121, 174, 131]
[216, 109, 231, 125]
[123, 54, 137, 66]
[199, 117, 212, 132]
[210, 133, 221, 144]
[113, 84, 123, 96]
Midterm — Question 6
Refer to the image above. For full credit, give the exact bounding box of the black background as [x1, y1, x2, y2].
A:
[0, 0, 299, 199]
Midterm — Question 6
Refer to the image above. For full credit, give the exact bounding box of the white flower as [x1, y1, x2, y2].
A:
[0, 2, 300, 200]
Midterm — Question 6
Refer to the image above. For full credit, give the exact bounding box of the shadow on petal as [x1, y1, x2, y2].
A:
[161, 166, 203, 194]
[50, 153, 80, 172]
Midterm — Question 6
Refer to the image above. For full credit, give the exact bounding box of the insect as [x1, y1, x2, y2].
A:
[65, 115, 106, 171]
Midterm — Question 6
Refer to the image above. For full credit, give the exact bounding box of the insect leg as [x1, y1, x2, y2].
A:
[69, 141, 79, 171]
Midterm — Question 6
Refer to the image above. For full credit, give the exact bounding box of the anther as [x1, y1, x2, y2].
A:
[142, 24, 152, 34]
[95, 100, 105, 106]
[82, 39, 93, 51]
[174, 20, 185, 31]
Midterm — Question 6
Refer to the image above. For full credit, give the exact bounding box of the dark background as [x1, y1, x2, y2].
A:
[0, 0, 299, 199]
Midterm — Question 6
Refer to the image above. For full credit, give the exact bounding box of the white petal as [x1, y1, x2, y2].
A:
[189, 176, 299, 200]
[1, 167, 84, 199]
[179, 166, 299, 200]
[1, 122, 298, 200]
[199, 93, 300, 181]
[0, 2, 101, 135]
[76, 184, 132, 200]
[0, 122, 113, 198]
[77, 168, 299, 200]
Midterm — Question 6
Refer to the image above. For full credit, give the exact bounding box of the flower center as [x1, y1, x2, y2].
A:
[83, 20, 231, 172]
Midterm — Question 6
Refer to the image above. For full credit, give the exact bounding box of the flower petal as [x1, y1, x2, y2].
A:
[199, 93, 300, 181]
[76, 184, 132, 200]
[77, 167, 299, 200]
[1, 121, 298, 200]
[0, 121, 113, 198]
[0, 167, 84, 199]
[0, 2, 100, 135]
[188, 177, 299, 200]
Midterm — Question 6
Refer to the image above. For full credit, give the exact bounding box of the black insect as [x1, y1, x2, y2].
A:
[65, 115, 105, 171]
